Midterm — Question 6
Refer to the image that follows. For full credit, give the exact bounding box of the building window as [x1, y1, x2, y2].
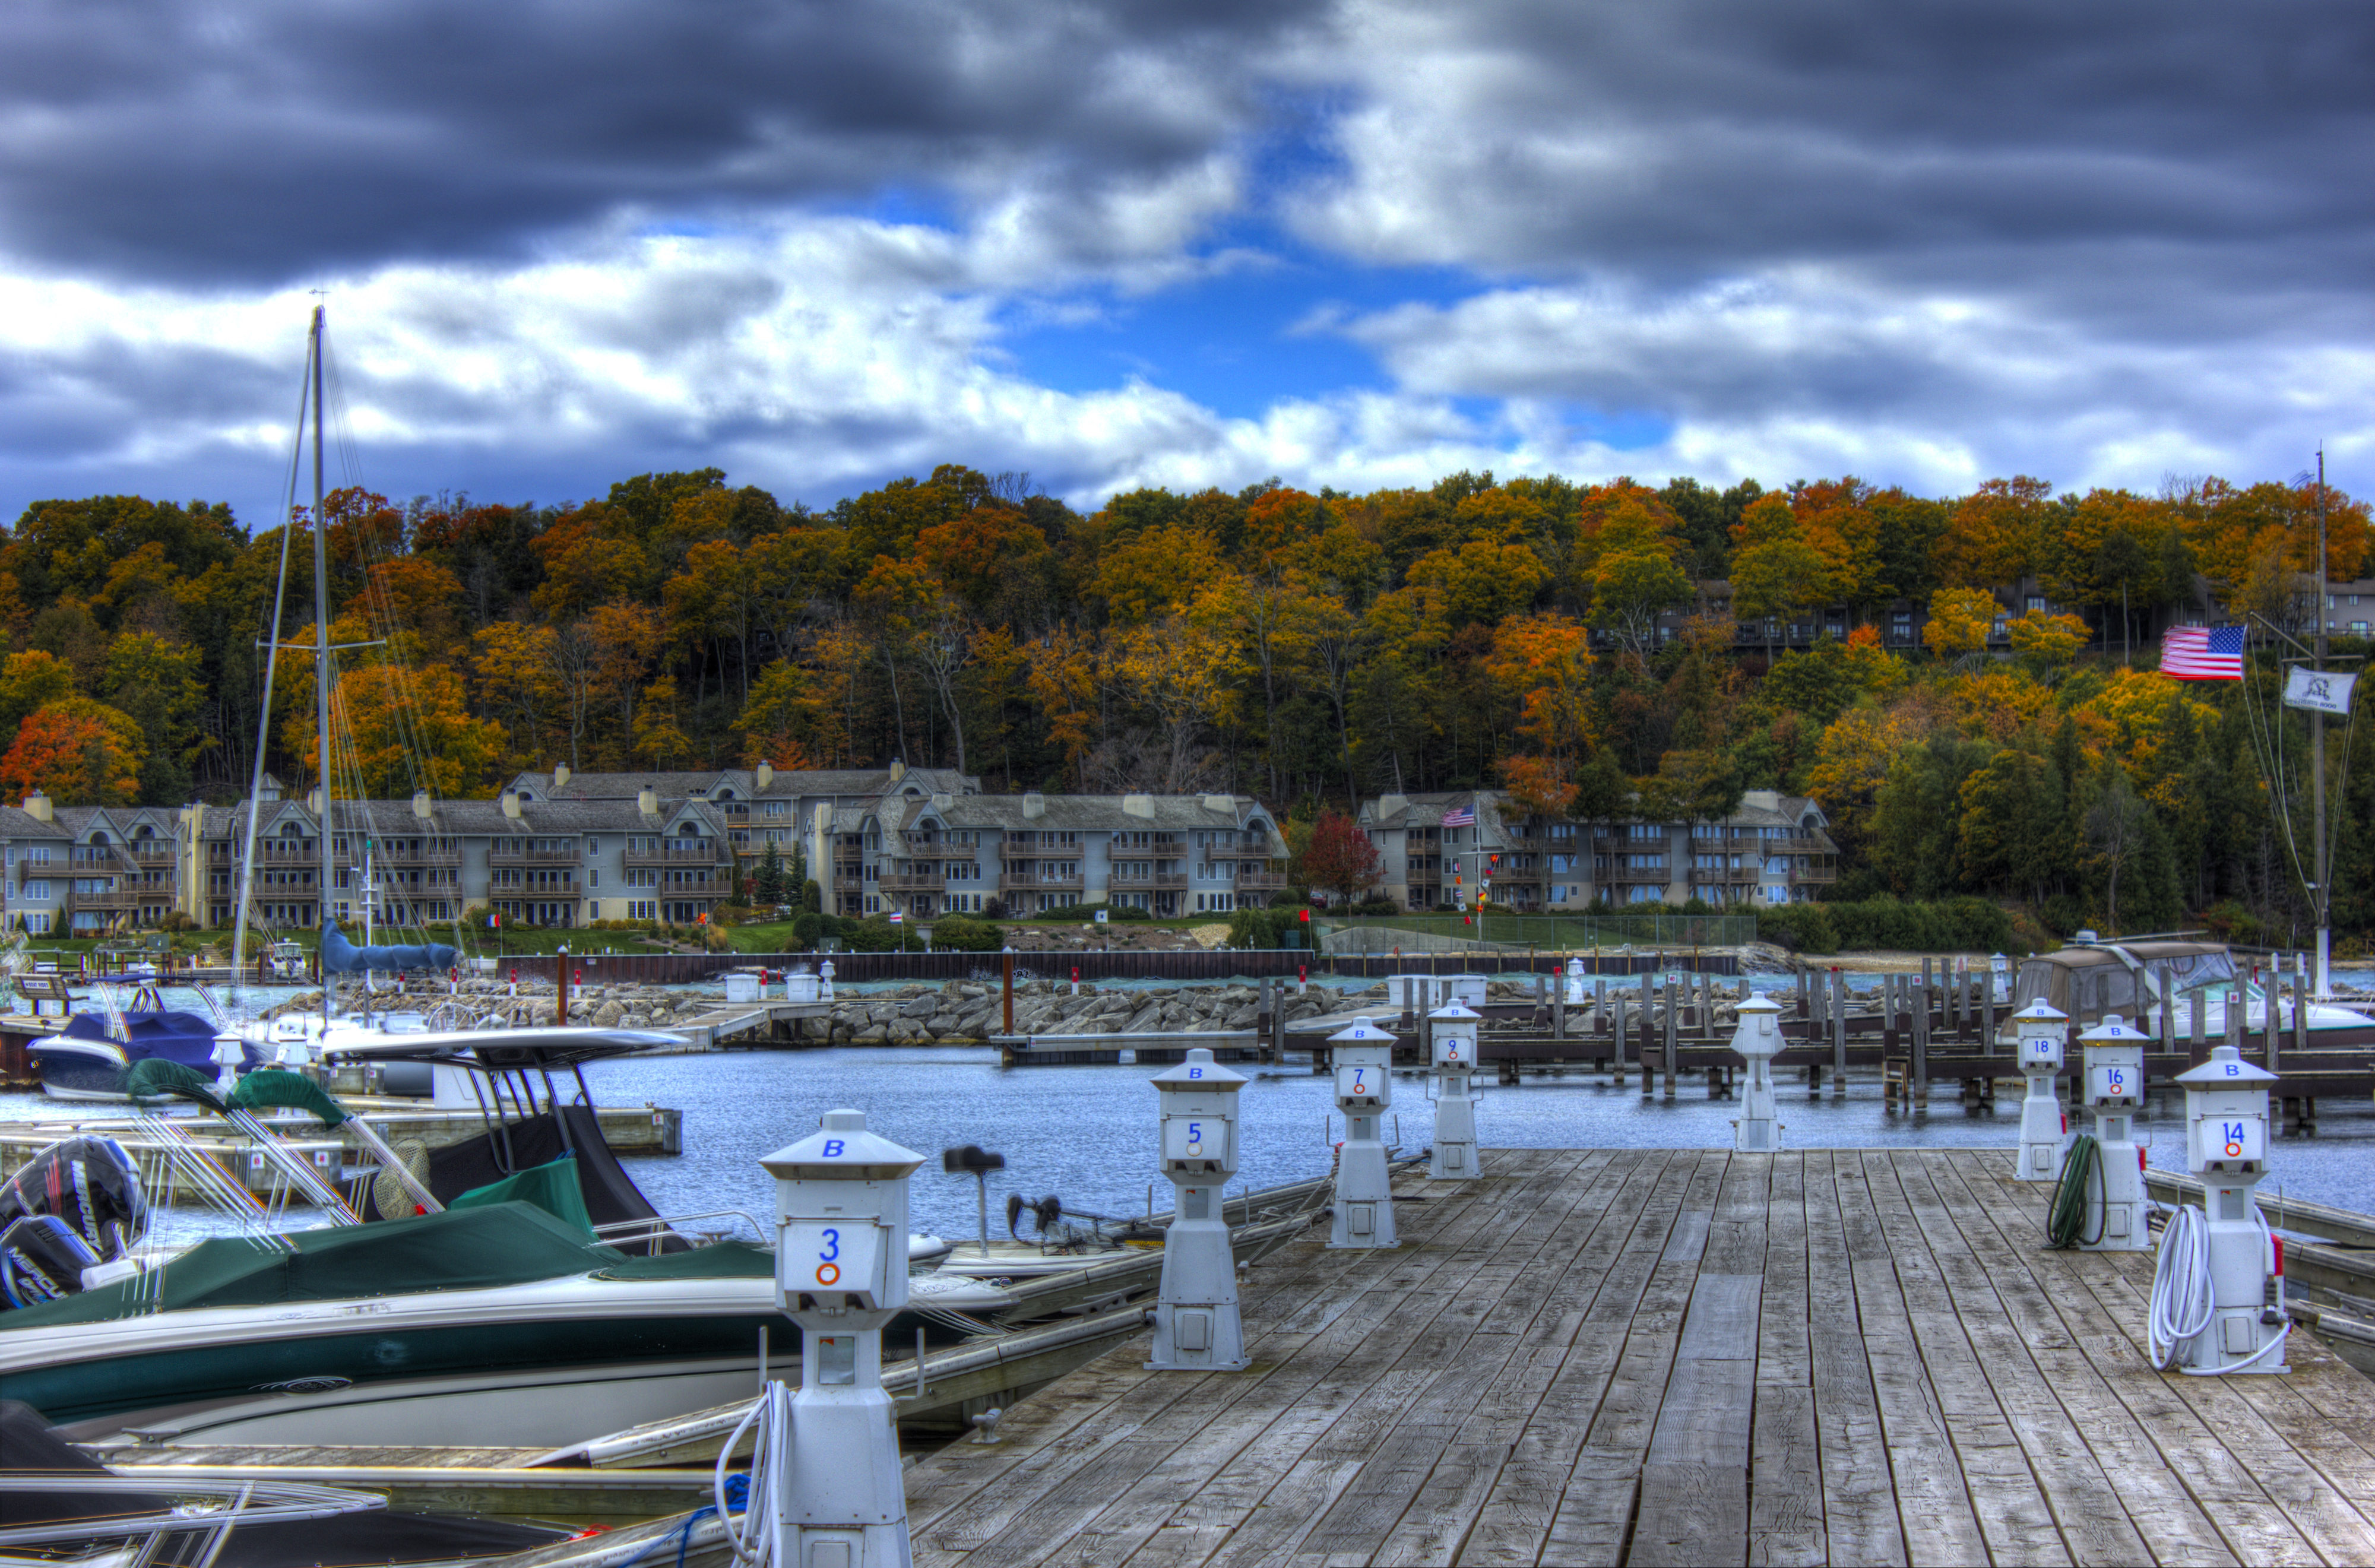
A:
[587, 869, 600, 889]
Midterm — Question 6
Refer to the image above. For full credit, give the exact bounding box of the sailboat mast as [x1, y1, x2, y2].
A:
[312, 305, 336, 1033]
[2313, 448, 2330, 999]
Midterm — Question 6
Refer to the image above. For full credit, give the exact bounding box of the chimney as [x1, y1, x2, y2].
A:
[1022, 792, 1046, 820]
[411, 789, 434, 820]
[553, 762, 571, 790]
[932, 791, 952, 810]
[23, 791, 50, 823]
[1378, 793, 1408, 818]
[638, 785, 658, 817]
[755, 759, 773, 790]
[1201, 793, 1233, 812]
[1123, 793, 1154, 819]
[888, 759, 905, 782]
[501, 790, 523, 820]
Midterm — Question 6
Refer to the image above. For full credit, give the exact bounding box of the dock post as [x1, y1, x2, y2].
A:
[1552, 972, 1566, 1040]
[2292, 960, 2308, 1062]
[1831, 966, 1847, 1096]
[1796, 968, 1810, 1021]
[1662, 974, 1678, 1100]
[1982, 977, 1996, 1055]
[1002, 951, 1014, 1035]
[2189, 990, 2205, 1067]
[1612, 995, 1629, 1087]
[1911, 973, 1928, 1117]
[1256, 981, 1273, 1066]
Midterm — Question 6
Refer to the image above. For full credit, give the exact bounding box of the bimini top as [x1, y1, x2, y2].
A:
[2011, 941, 2237, 1026]
[322, 1027, 684, 1072]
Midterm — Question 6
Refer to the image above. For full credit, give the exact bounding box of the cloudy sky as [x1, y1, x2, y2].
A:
[2, 0, 2368, 522]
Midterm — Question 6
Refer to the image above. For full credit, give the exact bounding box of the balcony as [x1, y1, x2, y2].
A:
[125, 844, 175, 866]
[1000, 870, 1083, 894]
[1689, 864, 1759, 885]
[492, 844, 580, 865]
[628, 840, 724, 866]
[1208, 840, 1272, 859]
[1601, 863, 1671, 885]
[1233, 867, 1285, 891]
[878, 869, 945, 894]
[1000, 841, 1069, 861]
[1109, 870, 1189, 892]
[1794, 862, 1839, 885]
[256, 841, 318, 864]
[66, 885, 139, 912]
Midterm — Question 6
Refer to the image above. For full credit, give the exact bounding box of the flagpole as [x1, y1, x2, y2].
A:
[2312, 449, 2330, 1000]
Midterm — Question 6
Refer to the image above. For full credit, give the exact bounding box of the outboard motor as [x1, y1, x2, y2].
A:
[0, 1216, 98, 1306]
[0, 1135, 149, 1287]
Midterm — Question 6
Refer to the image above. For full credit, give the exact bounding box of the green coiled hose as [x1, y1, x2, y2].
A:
[2045, 1133, 2102, 1249]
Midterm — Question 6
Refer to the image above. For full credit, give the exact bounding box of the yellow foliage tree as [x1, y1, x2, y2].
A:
[1921, 588, 1997, 658]
[2004, 608, 2089, 670]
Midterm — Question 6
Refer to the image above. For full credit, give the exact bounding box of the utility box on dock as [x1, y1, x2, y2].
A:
[1428, 1002, 1483, 1180]
[2076, 1014, 2148, 1251]
[1328, 1019, 1398, 1248]
[1147, 1048, 1249, 1371]
[1729, 994, 1785, 1152]
[2165, 1044, 2287, 1373]
[757, 1108, 924, 1566]
[2011, 1000, 2068, 1181]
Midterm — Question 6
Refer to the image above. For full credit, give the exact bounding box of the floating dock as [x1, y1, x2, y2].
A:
[896, 1146, 2375, 1566]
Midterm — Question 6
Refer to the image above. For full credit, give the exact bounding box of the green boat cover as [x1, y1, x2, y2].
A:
[594, 1240, 774, 1281]
[122, 1058, 225, 1110]
[448, 1154, 597, 1237]
[0, 1202, 623, 1330]
[227, 1067, 347, 1126]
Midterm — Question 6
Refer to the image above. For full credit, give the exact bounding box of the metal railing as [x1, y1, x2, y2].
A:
[1320, 911, 1757, 949]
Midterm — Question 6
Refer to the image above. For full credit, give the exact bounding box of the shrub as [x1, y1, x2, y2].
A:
[791, 911, 822, 948]
[925, 914, 1004, 952]
[1348, 896, 1401, 916]
[1756, 896, 2015, 955]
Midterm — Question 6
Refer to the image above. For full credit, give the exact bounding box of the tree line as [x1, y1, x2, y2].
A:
[2, 463, 2369, 944]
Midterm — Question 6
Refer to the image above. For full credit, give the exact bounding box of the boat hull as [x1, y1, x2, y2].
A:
[27, 1039, 130, 1102]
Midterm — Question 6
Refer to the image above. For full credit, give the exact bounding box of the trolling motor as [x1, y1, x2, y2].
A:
[942, 1144, 1005, 1260]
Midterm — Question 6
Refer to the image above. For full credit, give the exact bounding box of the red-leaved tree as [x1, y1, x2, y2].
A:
[1302, 809, 1383, 904]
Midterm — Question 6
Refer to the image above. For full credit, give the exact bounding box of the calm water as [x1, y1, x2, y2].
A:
[580, 1046, 2375, 1244]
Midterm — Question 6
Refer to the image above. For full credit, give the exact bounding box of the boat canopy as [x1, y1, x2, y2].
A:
[2010, 941, 2240, 1026]
[321, 1027, 683, 1072]
[0, 1202, 620, 1329]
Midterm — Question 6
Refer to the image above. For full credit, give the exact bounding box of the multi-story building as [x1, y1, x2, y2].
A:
[0, 768, 1284, 934]
[832, 791, 1288, 921]
[1357, 788, 1837, 911]
[506, 760, 978, 891]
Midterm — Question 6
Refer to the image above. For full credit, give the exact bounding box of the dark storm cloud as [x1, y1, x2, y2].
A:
[0, 0, 1323, 284]
[1303, 0, 2375, 294]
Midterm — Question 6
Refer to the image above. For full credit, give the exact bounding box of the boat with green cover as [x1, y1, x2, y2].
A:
[0, 1193, 1011, 1449]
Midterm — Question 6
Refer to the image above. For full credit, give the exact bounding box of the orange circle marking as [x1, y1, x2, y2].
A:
[816, 1263, 841, 1285]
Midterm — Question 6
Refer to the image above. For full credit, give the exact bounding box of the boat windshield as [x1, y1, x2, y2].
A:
[2012, 948, 2243, 1025]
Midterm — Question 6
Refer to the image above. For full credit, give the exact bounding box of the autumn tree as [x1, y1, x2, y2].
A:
[1301, 809, 1383, 904]
[0, 699, 145, 805]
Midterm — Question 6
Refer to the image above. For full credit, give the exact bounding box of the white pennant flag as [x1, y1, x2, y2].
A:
[2283, 665, 2359, 717]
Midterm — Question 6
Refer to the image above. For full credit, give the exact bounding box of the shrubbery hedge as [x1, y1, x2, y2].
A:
[1755, 896, 2016, 955]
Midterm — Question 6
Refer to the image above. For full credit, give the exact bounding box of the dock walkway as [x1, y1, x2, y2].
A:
[901, 1147, 2375, 1566]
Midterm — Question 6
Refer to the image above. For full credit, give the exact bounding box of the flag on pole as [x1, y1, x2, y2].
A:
[2159, 625, 2245, 680]
[1440, 805, 1475, 827]
[2283, 666, 2360, 716]
[888, 910, 904, 924]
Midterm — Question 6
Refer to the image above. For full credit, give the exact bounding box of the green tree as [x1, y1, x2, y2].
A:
[755, 840, 787, 906]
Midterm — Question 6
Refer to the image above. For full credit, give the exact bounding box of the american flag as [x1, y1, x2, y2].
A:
[1440, 805, 1475, 827]
[2160, 625, 2246, 680]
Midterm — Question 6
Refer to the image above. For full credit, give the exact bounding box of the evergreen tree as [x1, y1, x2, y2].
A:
[755, 840, 786, 906]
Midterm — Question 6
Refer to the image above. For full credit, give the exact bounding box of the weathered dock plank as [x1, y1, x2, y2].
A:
[897, 1149, 2375, 1568]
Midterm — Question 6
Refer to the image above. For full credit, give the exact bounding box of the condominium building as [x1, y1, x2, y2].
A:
[827, 791, 1288, 920]
[1357, 788, 1838, 911]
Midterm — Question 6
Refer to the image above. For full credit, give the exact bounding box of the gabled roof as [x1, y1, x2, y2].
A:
[0, 806, 70, 840]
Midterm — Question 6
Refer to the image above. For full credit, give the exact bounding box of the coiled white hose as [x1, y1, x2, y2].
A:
[717, 1382, 790, 1567]
[2149, 1203, 2290, 1374]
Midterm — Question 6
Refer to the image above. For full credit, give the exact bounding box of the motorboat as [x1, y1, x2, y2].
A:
[0, 1199, 1018, 1447]
[28, 993, 259, 1103]
[2007, 937, 2375, 1045]
[0, 1031, 1019, 1449]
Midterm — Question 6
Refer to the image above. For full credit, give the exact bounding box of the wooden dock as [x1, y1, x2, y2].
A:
[899, 1146, 2375, 1566]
